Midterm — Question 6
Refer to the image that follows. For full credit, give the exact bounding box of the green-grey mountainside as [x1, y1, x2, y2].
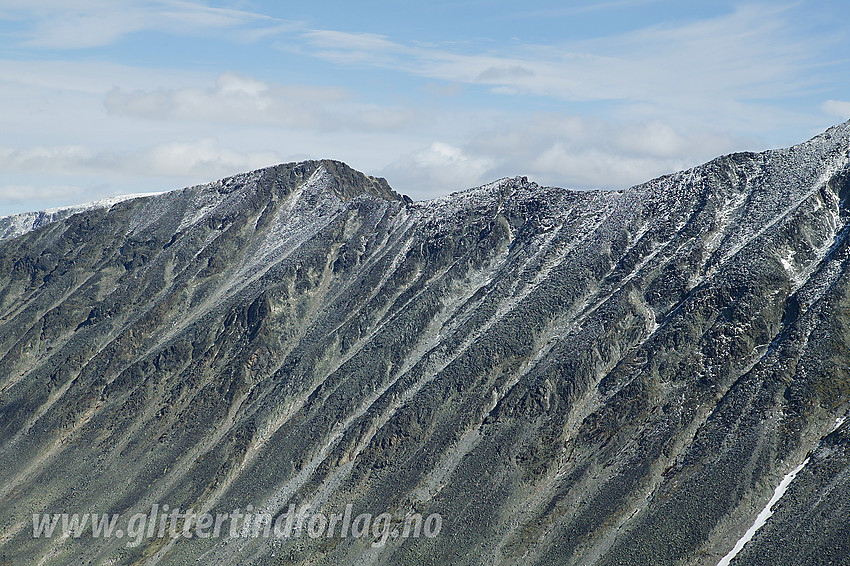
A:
[1, 124, 850, 565]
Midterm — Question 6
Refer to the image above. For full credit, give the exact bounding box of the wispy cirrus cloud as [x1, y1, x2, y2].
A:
[297, 4, 822, 133]
[0, 0, 292, 49]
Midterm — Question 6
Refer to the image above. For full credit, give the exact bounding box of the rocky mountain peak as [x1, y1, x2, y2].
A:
[0, 159, 408, 243]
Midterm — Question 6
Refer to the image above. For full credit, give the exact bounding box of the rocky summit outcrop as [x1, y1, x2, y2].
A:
[1, 125, 850, 565]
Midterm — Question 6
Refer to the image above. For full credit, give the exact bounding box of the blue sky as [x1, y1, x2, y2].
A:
[1, 1, 849, 215]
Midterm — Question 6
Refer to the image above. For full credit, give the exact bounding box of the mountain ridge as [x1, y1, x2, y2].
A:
[4, 119, 849, 243]
[1, 122, 850, 565]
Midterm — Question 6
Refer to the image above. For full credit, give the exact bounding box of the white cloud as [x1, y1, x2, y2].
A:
[531, 145, 683, 190]
[140, 139, 281, 177]
[614, 121, 694, 159]
[823, 100, 850, 120]
[0, 184, 85, 202]
[104, 72, 415, 131]
[382, 142, 496, 197]
[385, 114, 751, 196]
[0, 145, 95, 172]
[0, 140, 282, 180]
[503, 115, 747, 189]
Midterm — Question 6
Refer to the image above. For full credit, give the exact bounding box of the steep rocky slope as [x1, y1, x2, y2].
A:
[1, 124, 850, 565]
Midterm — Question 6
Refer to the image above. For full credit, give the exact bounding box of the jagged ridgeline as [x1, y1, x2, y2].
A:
[1, 123, 850, 565]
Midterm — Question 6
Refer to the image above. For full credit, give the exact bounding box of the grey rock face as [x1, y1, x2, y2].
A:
[0, 130, 849, 566]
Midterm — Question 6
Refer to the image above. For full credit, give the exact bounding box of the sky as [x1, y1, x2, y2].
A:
[1, 1, 850, 216]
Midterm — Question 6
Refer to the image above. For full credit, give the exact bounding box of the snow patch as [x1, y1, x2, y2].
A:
[716, 458, 810, 566]
[778, 250, 793, 272]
